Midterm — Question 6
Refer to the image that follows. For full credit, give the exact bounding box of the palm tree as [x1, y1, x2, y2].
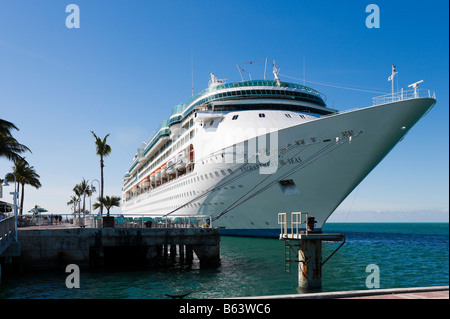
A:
[91, 131, 111, 216]
[72, 184, 83, 217]
[7, 158, 41, 215]
[93, 195, 121, 216]
[67, 195, 78, 214]
[78, 178, 90, 216]
[0, 119, 31, 162]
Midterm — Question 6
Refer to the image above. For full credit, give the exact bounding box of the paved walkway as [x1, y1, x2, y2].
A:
[18, 224, 80, 230]
[243, 286, 449, 299]
[342, 287, 448, 299]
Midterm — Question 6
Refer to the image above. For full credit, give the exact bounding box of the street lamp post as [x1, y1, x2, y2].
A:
[2, 173, 18, 242]
[90, 179, 100, 228]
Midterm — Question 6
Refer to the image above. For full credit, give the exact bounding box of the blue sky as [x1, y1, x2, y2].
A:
[0, 0, 448, 221]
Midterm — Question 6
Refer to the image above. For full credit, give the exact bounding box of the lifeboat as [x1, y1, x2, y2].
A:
[161, 163, 167, 177]
[155, 168, 161, 180]
[166, 159, 176, 175]
[189, 144, 194, 162]
[150, 172, 156, 183]
[140, 177, 150, 188]
[175, 152, 187, 171]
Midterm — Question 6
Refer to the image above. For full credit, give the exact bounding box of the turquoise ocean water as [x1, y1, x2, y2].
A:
[0, 223, 448, 299]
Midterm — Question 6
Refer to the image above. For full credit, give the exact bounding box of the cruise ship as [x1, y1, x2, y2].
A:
[122, 64, 436, 237]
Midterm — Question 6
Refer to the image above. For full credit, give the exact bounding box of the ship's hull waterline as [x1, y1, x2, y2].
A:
[122, 97, 435, 237]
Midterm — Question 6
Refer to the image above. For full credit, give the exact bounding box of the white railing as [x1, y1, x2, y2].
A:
[278, 211, 309, 239]
[291, 212, 309, 237]
[278, 212, 287, 238]
[16, 213, 213, 229]
[372, 89, 436, 106]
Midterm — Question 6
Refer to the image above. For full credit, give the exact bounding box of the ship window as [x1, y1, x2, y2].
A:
[285, 114, 292, 118]
[232, 115, 239, 120]
[210, 120, 214, 126]
[221, 170, 226, 176]
[259, 113, 265, 118]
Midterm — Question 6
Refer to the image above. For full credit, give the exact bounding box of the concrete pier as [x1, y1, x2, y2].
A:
[15, 226, 220, 271]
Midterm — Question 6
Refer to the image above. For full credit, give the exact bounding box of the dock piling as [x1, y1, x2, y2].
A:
[279, 212, 345, 291]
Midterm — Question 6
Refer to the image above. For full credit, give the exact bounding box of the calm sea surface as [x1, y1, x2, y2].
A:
[0, 223, 448, 299]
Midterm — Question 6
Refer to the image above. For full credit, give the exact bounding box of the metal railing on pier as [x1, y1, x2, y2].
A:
[16, 213, 213, 229]
[372, 88, 436, 106]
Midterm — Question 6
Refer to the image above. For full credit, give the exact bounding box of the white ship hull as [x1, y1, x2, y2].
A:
[122, 97, 435, 237]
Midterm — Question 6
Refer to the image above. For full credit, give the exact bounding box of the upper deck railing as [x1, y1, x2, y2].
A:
[372, 89, 436, 106]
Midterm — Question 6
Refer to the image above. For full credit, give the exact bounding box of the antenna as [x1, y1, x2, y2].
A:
[303, 56, 306, 86]
[191, 48, 194, 96]
[264, 57, 268, 80]
[237, 59, 264, 81]
[408, 80, 424, 98]
[272, 60, 280, 85]
[237, 64, 244, 81]
[388, 64, 397, 95]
